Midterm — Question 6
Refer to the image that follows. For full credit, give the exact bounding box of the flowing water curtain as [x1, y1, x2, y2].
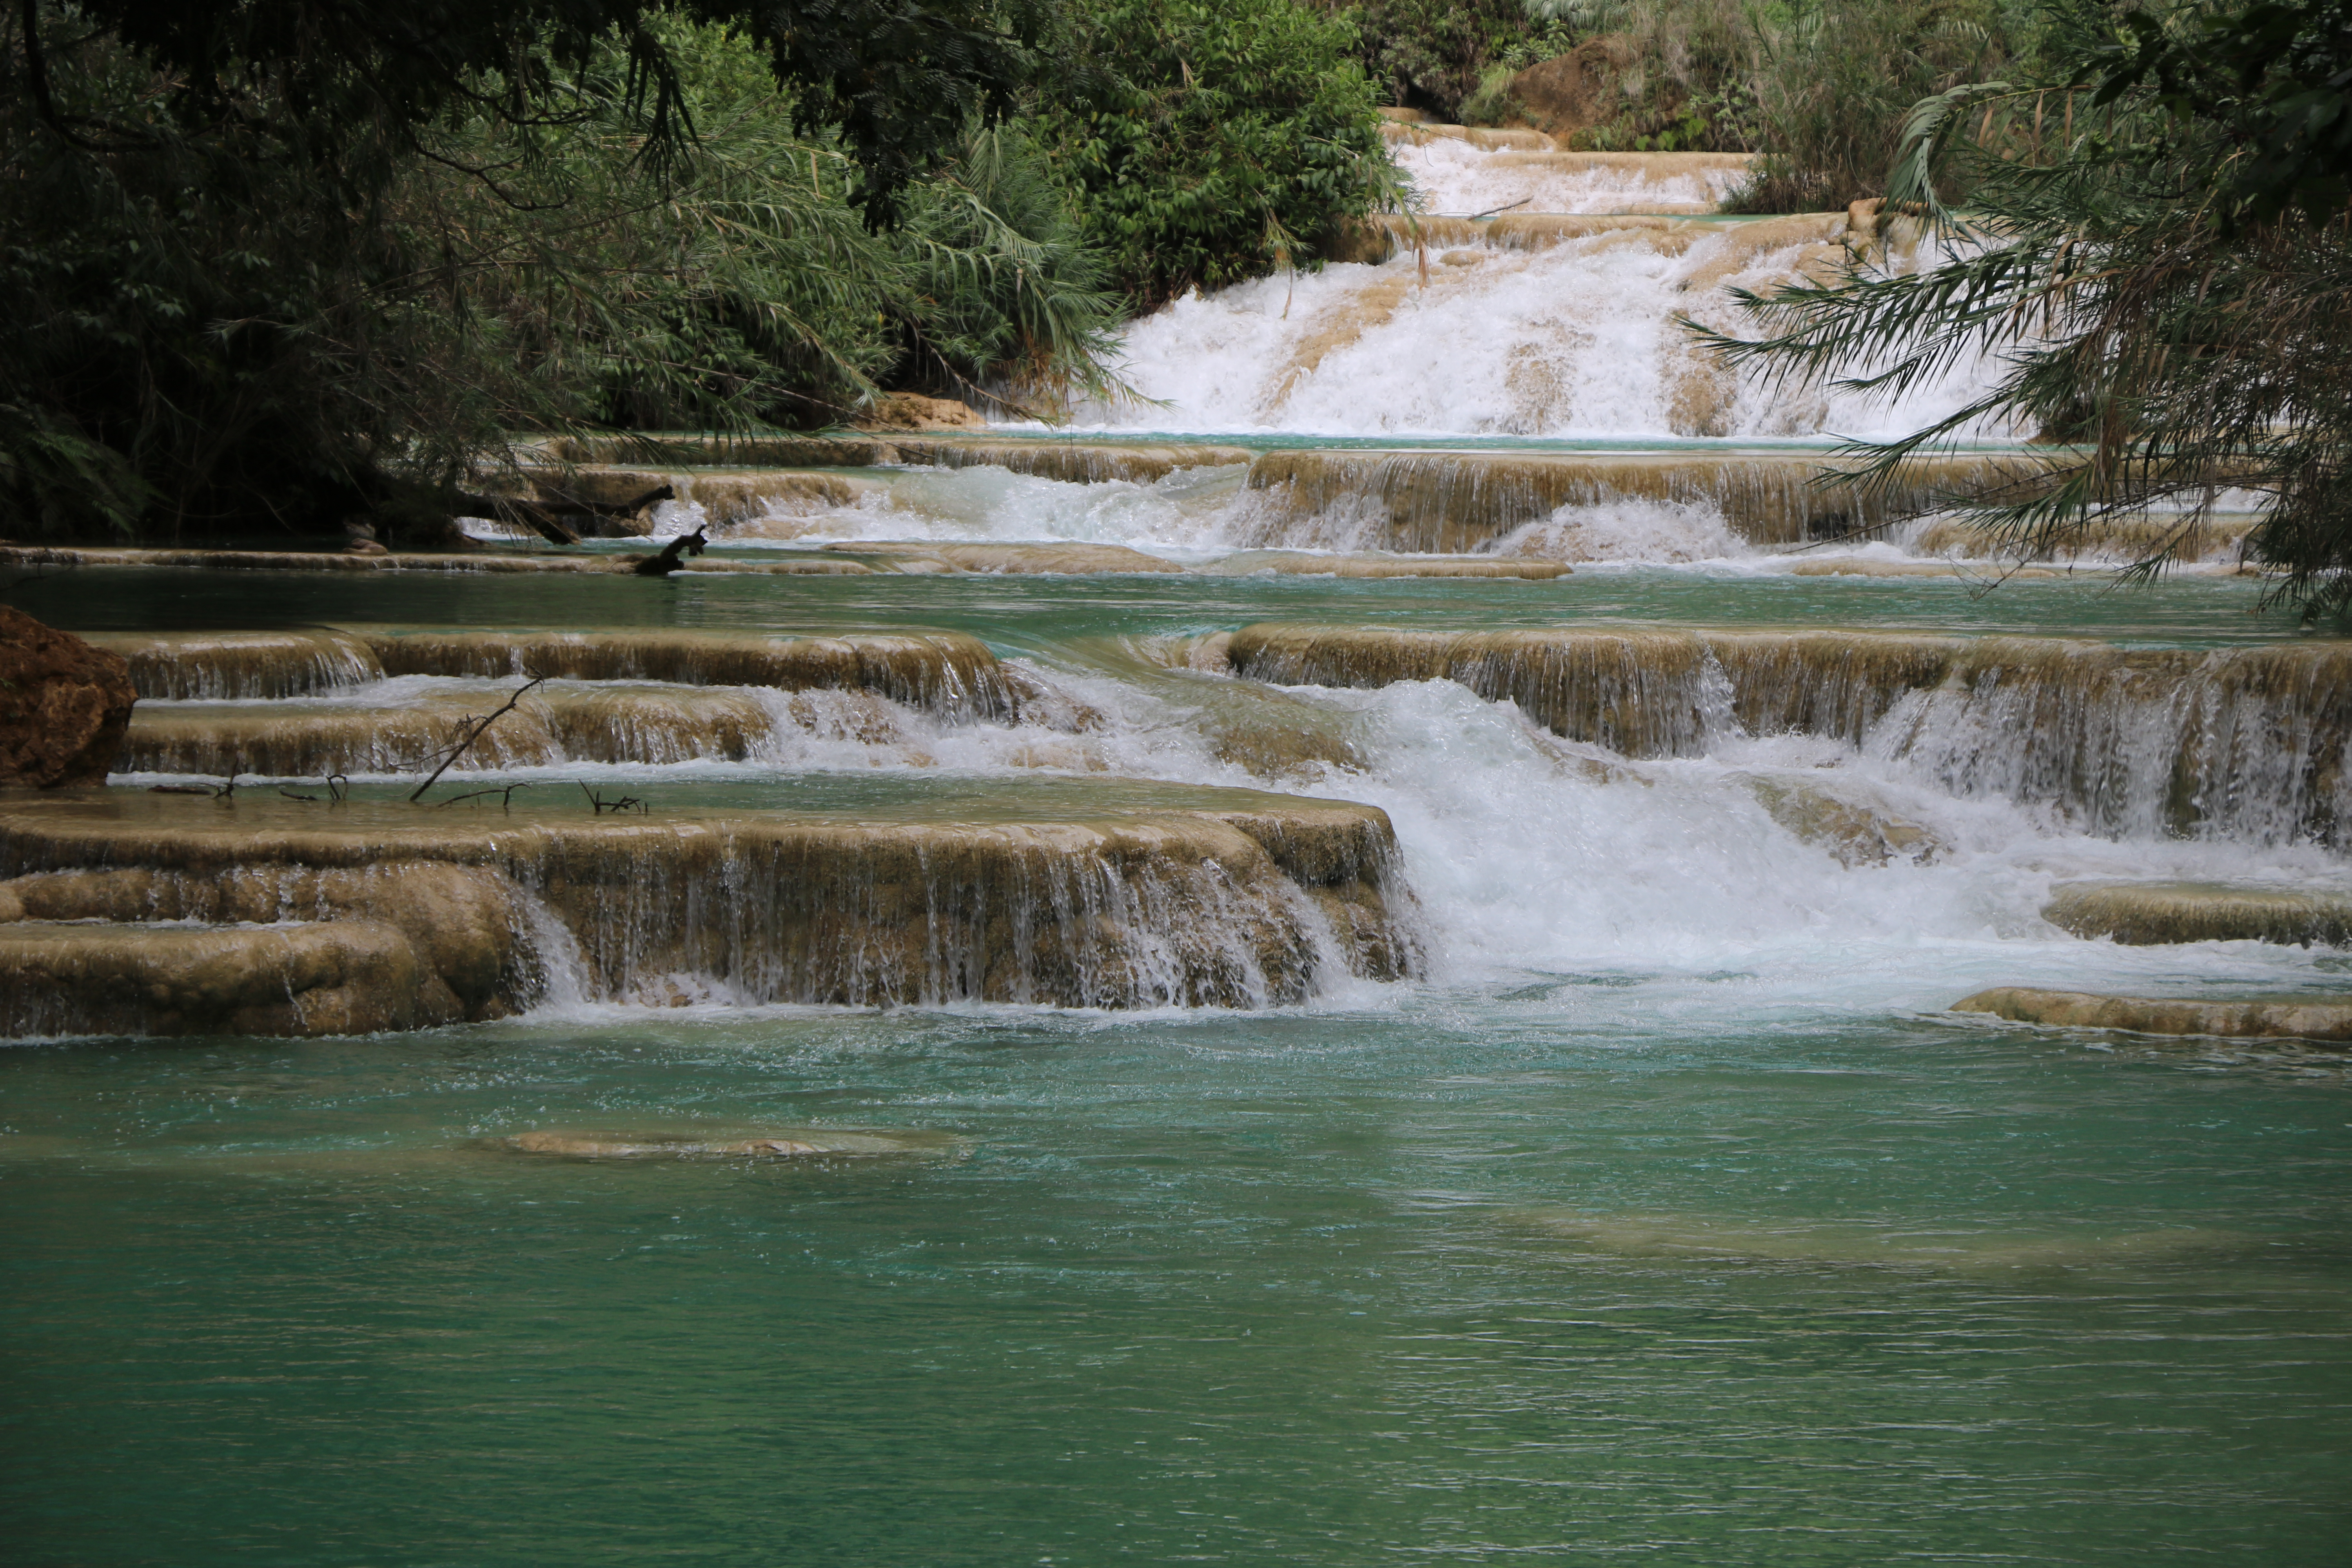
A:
[1695, 0, 2352, 621]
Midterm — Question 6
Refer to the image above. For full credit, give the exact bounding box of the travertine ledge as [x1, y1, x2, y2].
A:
[2043, 882, 2352, 948]
[0, 788, 1420, 1034]
[1953, 987, 2352, 1043]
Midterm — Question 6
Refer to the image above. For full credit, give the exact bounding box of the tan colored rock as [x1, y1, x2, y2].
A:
[0, 919, 461, 1038]
[856, 393, 985, 431]
[1953, 987, 2352, 1044]
[0, 788, 1419, 1025]
[502, 1129, 930, 1159]
[1740, 776, 1943, 867]
[2044, 882, 2352, 948]
[1239, 447, 2016, 551]
[0, 606, 136, 786]
[85, 630, 383, 701]
[1508, 37, 1640, 140]
[0, 861, 534, 1019]
[363, 629, 1014, 719]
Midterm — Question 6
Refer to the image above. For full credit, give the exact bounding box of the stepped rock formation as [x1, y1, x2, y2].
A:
[91, 630, 1013, 712]
[0, 607, 137, 787]
[2043, 882, 2352, 947]
[1237, 449, 2016, 550]
[1222, 625, 2352, 844]
[0, 790, 1419, 1034]
[0, 862, 533, 1024]
[0, 920, 466, 1037]
[1954, 987, 2352, 1044]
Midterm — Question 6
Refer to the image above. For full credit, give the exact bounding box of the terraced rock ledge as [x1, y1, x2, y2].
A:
[1219, 624, 2352, 844]
[1954, 987, 2352, 1044]
[2045, 882, 2352, 948]
[0, 786, 1420, 1035]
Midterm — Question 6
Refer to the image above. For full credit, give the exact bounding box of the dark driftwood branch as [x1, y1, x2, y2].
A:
[580, 782, 648, 815]
[532, 481, 675, 518]
[409, 676, 545, 802]
[436, 782, 530, 809]
[454, 493, 583, 545]
[632, 525, 707, 577]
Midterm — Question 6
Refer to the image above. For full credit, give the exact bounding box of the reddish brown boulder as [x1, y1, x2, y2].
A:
[1510, 36, 1641, 140]
[0, 606, 136, 786]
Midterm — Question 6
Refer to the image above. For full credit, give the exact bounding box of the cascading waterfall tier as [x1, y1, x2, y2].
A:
[1236, 448, 2022, 551]
[94, 629, 1013, 714]
[1222, 624, 2352, 845]
[0, 789, 1419, 1035]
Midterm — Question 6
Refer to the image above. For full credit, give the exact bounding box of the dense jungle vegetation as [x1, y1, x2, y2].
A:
[4, 0, 2350, 613]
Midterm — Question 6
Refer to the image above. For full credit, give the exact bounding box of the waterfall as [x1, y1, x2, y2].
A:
[1221, 626, 2352, 846]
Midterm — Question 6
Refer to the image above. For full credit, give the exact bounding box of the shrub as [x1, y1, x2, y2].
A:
[1037, 0, 1389, 308]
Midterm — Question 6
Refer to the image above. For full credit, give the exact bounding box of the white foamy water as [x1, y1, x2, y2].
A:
[1079, 229, 2001, 441]
[1390, 136, 1751, 215]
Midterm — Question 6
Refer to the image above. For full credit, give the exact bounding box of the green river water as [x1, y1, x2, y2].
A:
[7, 530, 2352, 1563]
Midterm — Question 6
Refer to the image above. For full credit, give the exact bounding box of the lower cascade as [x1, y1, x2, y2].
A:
[0, 789, 1416, 1030]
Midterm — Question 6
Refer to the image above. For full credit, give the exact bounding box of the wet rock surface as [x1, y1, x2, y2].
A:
[1953, 987, 2352, 1044]
[2044, 882, 2352, 948]
[0, 919, 462, 1037]
[1222, 624, 2352, 846]
[0, 607, 137, 787]
[0, 787, 1418, 1033]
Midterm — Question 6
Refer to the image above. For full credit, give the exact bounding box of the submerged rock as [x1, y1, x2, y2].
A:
[2044, 882, 2352, 948]
[1738, 775, 1943, 867]
[501, 1129, 929, 1159]
[1952, 987, 2352, 1043]
[0, 607, 137, 787]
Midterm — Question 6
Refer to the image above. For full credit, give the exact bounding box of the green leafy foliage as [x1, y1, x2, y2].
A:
[2087, 0, 2352, 222]
[1724, 0, 2017, 210]
[1036, 0, 1389, 308]
[1698, 0, 2352, 621]
[0, 8, 1119, 542]
[1332, 0, 1539, 119]
[32, 0, 1060, 218]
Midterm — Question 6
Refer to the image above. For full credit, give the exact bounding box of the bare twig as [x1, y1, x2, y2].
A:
[410, 676, 544, 801]
[278, 772, 350, 804]
[436, 782, 531, 809]
[579, 782, 648, 815]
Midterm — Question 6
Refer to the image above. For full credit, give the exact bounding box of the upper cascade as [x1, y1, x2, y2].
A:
[1382, 121, 1757, 216]
[1072, 123, 1990, 441]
